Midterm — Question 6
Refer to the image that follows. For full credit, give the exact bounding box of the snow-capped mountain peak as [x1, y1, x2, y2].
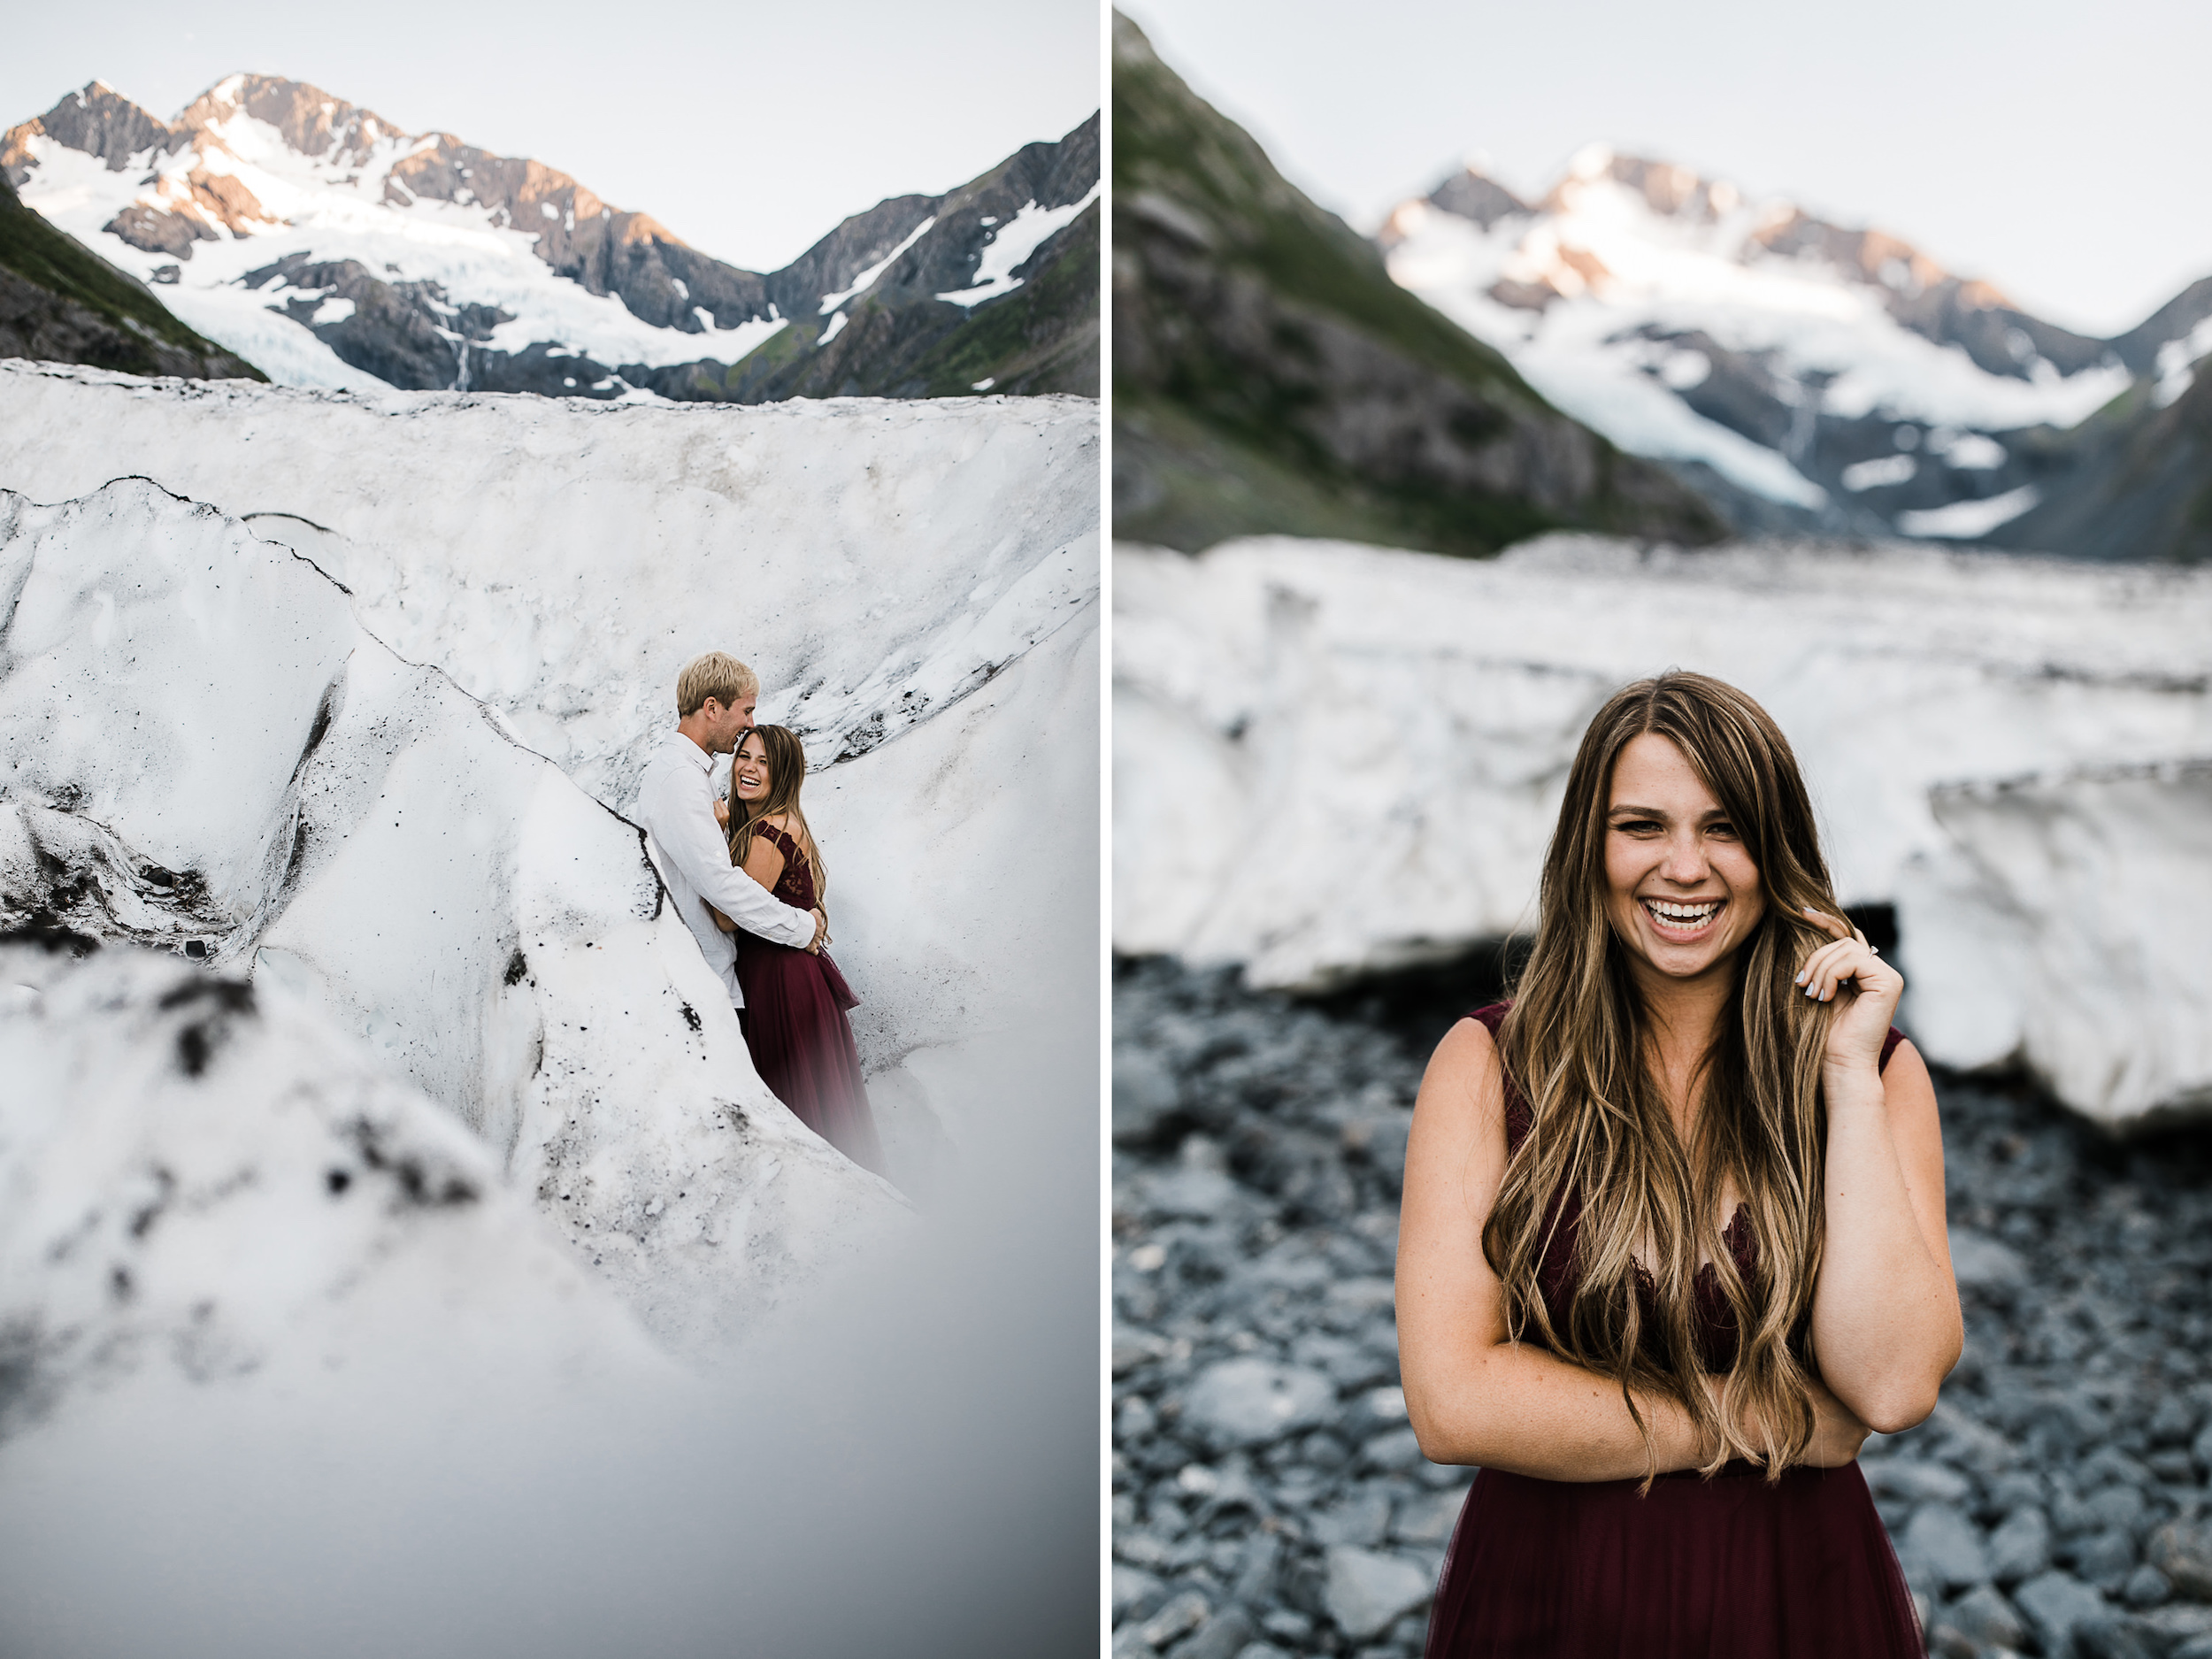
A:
[2, 76, 1099, 403]
[1381, 147, 2145, 538]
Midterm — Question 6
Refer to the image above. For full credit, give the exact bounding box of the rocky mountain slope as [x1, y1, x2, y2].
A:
[3, 77, 1096, 401]
[1997, 278, 2212, 564]
[1110, 13, 1718, 557]
[0, 165, 259, 380]
[1384, 153, 2212, 557]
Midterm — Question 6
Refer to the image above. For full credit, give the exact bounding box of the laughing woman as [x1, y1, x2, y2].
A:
[715, 724, 886, 1176]
[1398, 672, 1959, 1657]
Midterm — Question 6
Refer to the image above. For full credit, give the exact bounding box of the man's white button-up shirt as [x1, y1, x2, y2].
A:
[634, 730, 815, 1006]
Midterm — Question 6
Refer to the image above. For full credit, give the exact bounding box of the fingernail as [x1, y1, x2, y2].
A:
[1801, 905, 1818, 914]
[1793, 971, 1807, 984]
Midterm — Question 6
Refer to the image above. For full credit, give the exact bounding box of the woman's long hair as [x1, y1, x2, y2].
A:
[726, 725, 826, 902]
[1482, 671, 1842, 1484]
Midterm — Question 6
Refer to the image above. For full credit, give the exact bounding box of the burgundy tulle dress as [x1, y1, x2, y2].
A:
[1423, 1004, 1921, 1659]
[732, 823, 885, 1176]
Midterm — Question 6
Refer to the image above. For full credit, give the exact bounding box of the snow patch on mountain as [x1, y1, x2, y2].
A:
[1114, 534, 2212, 1123]
[937, 182, 1102, 306]
[819, 215, 937, 314]
[1895, 484, 2040, 539]
[2154, 313, 2212, 408]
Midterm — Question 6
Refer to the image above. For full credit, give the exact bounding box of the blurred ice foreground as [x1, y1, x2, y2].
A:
[1114, 534, 2212, 1128]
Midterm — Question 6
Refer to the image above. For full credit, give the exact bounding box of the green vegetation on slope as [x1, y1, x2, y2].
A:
[1111, 11, 1718, 557]
[0, 172, 265, 380]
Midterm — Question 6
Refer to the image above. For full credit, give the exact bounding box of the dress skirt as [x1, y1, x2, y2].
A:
[1424, 1458, 1922, 1658]
[733, 938, 885, 1176]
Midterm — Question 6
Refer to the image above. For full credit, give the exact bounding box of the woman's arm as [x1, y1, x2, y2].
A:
[1798, 913, 1962, 1433]
[1397, 1018, 1715, 1480]
[1808, 1038, 1960, 1432]
[739, 818, 787, 895]
[707, 903, 735, 933]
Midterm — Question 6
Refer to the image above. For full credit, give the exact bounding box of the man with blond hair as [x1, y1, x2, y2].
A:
[634, 651, 825, 1018]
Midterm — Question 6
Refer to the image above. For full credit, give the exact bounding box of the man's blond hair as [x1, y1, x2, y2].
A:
[676, 651, 759, 718]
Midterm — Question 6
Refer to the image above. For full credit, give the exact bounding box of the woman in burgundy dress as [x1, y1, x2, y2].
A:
[1397, 671, 1959, 1657]
[713, 724, 885, 1176]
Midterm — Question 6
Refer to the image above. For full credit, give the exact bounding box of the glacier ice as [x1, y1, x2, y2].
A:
[1114, 534, 2212, 1125]
[0, 477, 910, 1356]
[0, 360, 1100, 1180]
[1895, 762, 2212, 1126]
[0, 939, 679, 1440]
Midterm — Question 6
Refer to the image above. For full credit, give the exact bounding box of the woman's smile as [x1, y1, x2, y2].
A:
[733, 734, 770, 801]
[1604, 732, 1765, 978]
[1638, 895, 1726, 941]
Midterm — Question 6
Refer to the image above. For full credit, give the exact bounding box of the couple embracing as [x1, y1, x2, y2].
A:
[635, 651, 885, 1176]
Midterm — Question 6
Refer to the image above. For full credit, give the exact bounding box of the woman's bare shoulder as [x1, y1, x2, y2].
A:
[1416, 1016, 1506, 1128]
[1426, 1013, 1501, 1078]
[758, 811, 794, 834]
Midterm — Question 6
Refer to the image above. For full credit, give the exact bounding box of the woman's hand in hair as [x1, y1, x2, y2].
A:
[1795, 909, 1904, 1076]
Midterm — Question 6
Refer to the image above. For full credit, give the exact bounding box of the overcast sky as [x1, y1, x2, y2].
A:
[1123, 0, 2212, 337]
[4, 0, 1099, 274]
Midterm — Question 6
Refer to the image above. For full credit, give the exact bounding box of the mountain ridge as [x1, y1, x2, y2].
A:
[4, 75, 1097, 402]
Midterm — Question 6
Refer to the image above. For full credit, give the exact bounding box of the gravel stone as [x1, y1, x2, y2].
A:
[1865, 1459, 1973, 1504]
[1948, 1225, 2030, 1289]
[2073, 1525, 2139, 1584]
[1116, 1048, 1181, 1145]
[2149, 1517, 2212, 1601]
[2123, 1564, 2172, 1607]
[1182, 1360, 1339, 1452]
[1394, 1486, 1471, 1545]
[1903, 1503, 1993, 1590]
[1989, 1505, 2055, 1584]
[1115, 1564, 1168, 1623]
[1166, 1606, 1256, 1659]
[2016, 1569, 2115, 1657]
[1311, 1491, 1393, 1548]
[1139, 1589, 1212, 1649]
[1324, 1546, 1434, 1640]
[1936, 1582, 2030, 1650]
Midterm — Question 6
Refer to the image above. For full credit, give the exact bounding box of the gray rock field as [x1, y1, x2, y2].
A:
[1111, 956, 2212, 1659]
